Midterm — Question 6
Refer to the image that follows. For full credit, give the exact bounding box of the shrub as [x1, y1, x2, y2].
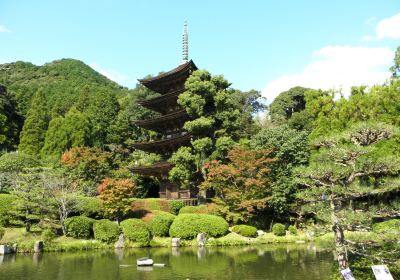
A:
[168, 200, 185, 215]
[169, 214, 229, 239]
[64, 216, 94, 239]
[149, 212, 176, 237]
[0, 194, 16, 226]
[75, 196, 104, 218]
[372, 219, 400, 234]
[272, 223, 286, 236]
[0, 227, 4, 240]
[93, 219, 120, 243]
[232, 225, 257, 238]
[42, 228, 56, 243]
[0, 152, 40, 173]
[179, 204, 222, 216]
[288, 225, 297, 235]
[120, 218, 151, 246]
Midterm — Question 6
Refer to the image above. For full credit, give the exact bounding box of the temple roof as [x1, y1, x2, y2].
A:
[138, 89, 184, 114]
[129, 161, 173, 177]
[132, 132, 191, 154]
[138, 60, 197, 94]
[134, 109, 189, 133]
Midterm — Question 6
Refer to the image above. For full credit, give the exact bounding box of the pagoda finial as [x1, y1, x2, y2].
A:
[182, 21, 189, 64]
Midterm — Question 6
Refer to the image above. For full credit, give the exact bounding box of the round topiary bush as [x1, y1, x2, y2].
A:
[232, 225, 257, 238]
[272, 223, 286, 236]
[93, 219, 120, 243]
[64, 216, 94, 239]
[168, 200, 185, 215]
[120, 218, 151, 246]
[149, 212, 176, 237]
[169, 214, 229, 239]
[288, 225, 297, 235]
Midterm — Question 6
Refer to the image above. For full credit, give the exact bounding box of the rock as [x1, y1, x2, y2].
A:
[256, 230, 265, 237]
[0, 245, 13, 255]
[171, 238, 181, 247]
[197, 233, 206, 247]
[114, 234, 124, 249]
[34, 241, 44, 253]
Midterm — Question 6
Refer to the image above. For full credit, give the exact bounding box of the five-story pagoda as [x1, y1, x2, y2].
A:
[130, 22, 198, 200]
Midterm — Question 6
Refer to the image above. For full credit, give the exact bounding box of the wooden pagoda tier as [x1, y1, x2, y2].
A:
[129, 161, 174, 178]
[137, 89, 185, 114]
[134, 109, 189, 133]
[138, 60, 197, 94]
[131, 132, 191, 154]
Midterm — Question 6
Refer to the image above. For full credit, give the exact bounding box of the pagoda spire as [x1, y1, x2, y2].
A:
[182, 21, 189, 64]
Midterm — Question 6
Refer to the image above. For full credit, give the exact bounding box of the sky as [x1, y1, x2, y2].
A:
[0, 1, 399, 102]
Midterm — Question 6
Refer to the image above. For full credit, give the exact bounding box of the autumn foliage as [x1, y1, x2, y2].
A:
[97, 178, 136, 222]
[201, 147, 275, 222]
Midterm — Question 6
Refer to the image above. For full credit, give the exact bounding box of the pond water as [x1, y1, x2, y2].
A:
[0, 244, 334, 280]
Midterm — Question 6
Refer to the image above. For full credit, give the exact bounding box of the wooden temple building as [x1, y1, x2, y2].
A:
[130, 60, 198, 200]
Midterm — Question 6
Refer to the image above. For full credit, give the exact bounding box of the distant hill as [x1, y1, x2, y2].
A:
[0, 58, 130, 117]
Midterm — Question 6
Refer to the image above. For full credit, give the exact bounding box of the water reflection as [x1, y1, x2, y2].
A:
[0, 244, 334, 280]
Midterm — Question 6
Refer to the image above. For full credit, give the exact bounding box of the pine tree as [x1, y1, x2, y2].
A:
[18, 89, 49, 155]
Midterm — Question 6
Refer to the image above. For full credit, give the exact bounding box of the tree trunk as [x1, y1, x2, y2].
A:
[330, 198, 348, 271]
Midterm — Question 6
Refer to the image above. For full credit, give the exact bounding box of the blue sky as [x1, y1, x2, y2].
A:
[0, 1, 399, 101]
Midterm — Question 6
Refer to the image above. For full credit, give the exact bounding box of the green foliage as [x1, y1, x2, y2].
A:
[269, 86, 310, 121]
[168, 200, 185, 215]
[390, 46, 400, 78]
[64, 216, 94, 239]
[0, 194, 17, 226]
[41, 228, 56, 244]
[272, 223, 286, 236]
[149, 212, 176, 237]
[18, 90, 49, 155]
[231, 225, 257, 237]
[93, 219, 120, 243]
[0, 227, 4, 240]
[179, 204, 222, 216]
[288, 225, 297, 235]
[0, 152, 40, 173]
[372, 219, 400, 234]
[75, 196, 104, 218]
[120, 218, 151, 246]
[169, 214, 229, 239]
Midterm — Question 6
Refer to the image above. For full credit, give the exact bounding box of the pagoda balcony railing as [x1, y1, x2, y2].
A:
[134, 109, 188, 127]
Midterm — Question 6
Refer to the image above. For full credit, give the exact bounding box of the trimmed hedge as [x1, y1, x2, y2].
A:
[0, 194, 16, 226]
[288, 225, 297, 235]
[149, 212, 176, 237]
[169, 214, 229, 239]
[93, 219, 120, 243]
[75, 196, 104, 219]
[179, 204, 221, 216]
[272, 223, 286, 236]
[232, 225, 257, 238]
[64, 216, 94, 239]
[120, 218, 151, 246]
[372, 219, 400, 234]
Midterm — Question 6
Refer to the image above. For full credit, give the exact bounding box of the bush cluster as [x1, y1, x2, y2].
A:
[179, 204, 221, 216]
[0, 194, 16, 226]
[93, 219, 120, 243]
[372, 219, 400, 234]
[75, 196, 104, 219]
[272, 223, 286, 236]
[288, 225, 297, 235]
[42, 228, 56, 243]
[120, 218, 151, 246]
[231, 225, 257, 238]
[168, 200, 185, 215]
[169, 214, 229, 239]
[149, 212, 176, 237]
[64, 216, 94, 239]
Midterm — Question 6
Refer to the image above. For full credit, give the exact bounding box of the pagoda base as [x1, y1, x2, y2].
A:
[159, 179, 196, 200]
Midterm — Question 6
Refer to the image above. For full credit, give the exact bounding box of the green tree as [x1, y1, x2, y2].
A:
[390, 46, 400, 78]
[295, 122, 400, 272]
[18, 89, 49, 155]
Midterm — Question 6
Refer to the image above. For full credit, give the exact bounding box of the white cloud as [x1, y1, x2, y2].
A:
[0, 25, 11, 33]
[376, 12, 400, 40]
[262, 46, 393, 103]
[90, 63, 129, 85]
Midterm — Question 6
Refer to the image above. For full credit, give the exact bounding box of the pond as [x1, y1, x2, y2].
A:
[0, 244, 334, 280]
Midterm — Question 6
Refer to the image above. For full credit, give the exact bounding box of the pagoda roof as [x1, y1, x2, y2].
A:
[138, 89, 184, 114]
[138, 60, 197, 94]
[134, 109, 189, 133]
[129, 161, 174, 177]
[132, 132, 191, 154]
